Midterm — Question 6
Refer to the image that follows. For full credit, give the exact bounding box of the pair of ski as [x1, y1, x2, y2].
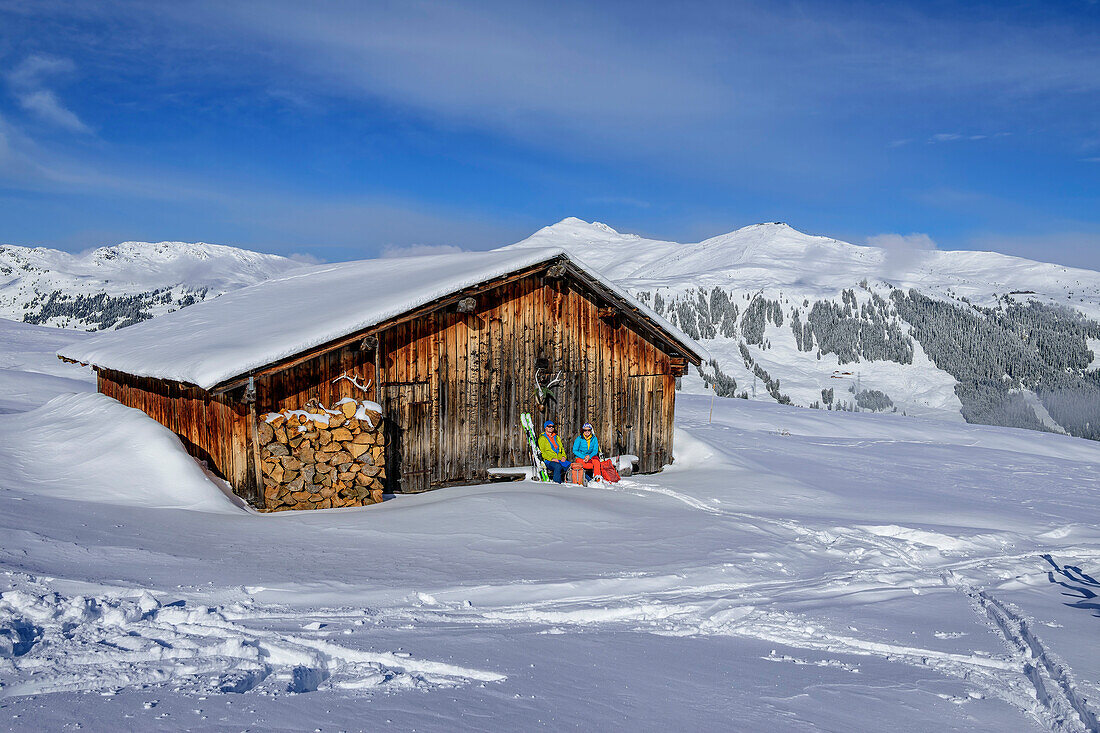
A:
[520, 412, 552, 482]
[520, 412, 604, 485]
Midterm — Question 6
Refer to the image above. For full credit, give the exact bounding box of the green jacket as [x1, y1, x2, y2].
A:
[537, 433, 568, 461]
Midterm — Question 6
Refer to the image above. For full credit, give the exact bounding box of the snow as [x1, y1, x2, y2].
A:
[510, 219, 1100, 319]
[58, 247, 703, 390]
[0, 319, 95, 414]
[266, 399, 384, 428]
[506, 218, 1100, 424]
[4, 324, 1100, 730]
[0, 392, 244, 513]
[0, 241, 301, 329]
[1087, 337, 1100, 371]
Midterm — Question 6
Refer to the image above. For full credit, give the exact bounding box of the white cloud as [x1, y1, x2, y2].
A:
[867, 233, 938, 251]
[380, 243, 466, 258]
[7, 55, 75, 88]
[18, 90, 89, 133]
[6, 55, 90, 133]
[867, 232, 938, 277]
[287, 252, 325, 265]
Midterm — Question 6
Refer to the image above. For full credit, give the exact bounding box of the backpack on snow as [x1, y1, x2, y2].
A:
[598, 459, 621, 483]
[568, 463, 588, 486]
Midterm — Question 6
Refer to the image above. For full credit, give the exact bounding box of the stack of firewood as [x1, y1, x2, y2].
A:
[259, 399, 385, 511]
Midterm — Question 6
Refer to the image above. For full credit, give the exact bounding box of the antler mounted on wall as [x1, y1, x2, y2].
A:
[533, 367, 565, 411]
[332, 372, 373, 394]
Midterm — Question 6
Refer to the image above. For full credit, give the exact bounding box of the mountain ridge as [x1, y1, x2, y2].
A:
[512, 218, 1100, 316]
[4, 222, 1099, 438]
[0, 240, 303, 330]
[507, 218, 1100, 438]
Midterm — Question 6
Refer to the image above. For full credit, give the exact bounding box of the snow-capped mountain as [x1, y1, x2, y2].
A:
[6, 223, 1100, 439]
[505, 218, 1100, 439]
[0, 241, 303, 331]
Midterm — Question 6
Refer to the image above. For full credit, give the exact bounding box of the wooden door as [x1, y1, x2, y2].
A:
[624, 375, 666, 473]
[384, 382, 432, 493]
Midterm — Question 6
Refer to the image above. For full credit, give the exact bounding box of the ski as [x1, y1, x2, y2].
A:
[520, 412, 550, 482]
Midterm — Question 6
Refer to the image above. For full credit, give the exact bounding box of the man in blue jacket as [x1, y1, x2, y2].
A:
[571, 422, 602, 481]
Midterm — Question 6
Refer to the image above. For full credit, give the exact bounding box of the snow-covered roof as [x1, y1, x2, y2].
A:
[59, 247, 705, 390]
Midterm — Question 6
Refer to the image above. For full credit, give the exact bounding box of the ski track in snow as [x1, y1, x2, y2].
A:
[5, 461, 1097, 729]
[355, 482, 1100, 733]
[0, 571, 504, 701]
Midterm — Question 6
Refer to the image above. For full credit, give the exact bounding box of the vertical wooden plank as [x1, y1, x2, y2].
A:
[587, 290, 599, 431]
[474, 311, 486, 478]
[428, 312, 441, 486]
[488, 297, 502, 468]
[503, 282, 518, 466]
[454, 310, 468, 480]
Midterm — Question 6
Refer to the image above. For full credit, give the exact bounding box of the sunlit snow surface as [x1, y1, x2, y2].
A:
[2, 319, 1100, 731]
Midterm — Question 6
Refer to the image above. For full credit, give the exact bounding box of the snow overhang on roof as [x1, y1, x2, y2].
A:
[58, 247, 707, 391]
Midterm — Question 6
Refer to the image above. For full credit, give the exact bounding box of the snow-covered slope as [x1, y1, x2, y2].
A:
[0, 241, 302, 330]
[505, 218, 1100, 438]
[2, 325, 1099, 730]
[0, 319, 95, 414]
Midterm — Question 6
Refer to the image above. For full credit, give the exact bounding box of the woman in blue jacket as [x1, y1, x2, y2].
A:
[571, 422, 603, 481]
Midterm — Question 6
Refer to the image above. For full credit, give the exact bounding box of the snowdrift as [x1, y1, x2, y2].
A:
[0, 393, 244, 513]
[0, 318, 95, 414]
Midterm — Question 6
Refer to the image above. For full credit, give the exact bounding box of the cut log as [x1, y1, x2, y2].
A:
[362, 410, 383, 430]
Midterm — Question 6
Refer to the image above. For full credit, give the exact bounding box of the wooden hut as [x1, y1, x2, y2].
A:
[59, 248, 704, 507]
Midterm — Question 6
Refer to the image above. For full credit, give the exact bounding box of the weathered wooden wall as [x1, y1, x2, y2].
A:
[97, 265, 686, 502]
[97, 369, 254, 498]
[373, 271, 679, 492]
[257, 340, 379, 411]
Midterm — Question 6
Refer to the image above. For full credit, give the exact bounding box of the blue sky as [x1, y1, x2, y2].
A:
[1, 0, 1099, 267]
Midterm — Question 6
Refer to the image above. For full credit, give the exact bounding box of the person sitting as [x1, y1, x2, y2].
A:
[571, 422, 603, 481]
[537, 420, 571, 483]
